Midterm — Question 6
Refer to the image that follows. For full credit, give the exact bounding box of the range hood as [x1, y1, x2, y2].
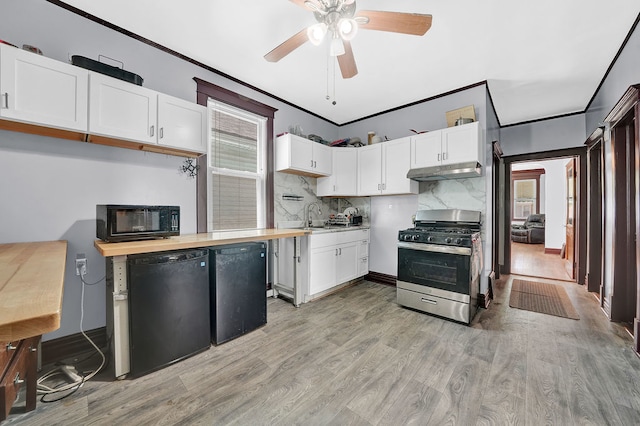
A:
[406, 161, 482, 181]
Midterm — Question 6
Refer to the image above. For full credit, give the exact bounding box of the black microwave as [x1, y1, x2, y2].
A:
[96, 204, 180, 242]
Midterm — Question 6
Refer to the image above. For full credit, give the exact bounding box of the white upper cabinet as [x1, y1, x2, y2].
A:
[317, 148, 357, 196]
[275, 133, 332, 177]
[0, 44, 88, 132]
[411, 121, 482, 168]
[157, 94, 207, 153]
[357, 144, 383, 195]
[88, 72, 157, 144]
[358, 138, 418, 196]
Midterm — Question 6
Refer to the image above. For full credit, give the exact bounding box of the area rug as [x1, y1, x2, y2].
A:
[509, 279, 579, 320]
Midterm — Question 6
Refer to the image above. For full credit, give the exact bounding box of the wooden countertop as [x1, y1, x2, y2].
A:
[94, 228, 310, 257]
[0, 241, 67, 342]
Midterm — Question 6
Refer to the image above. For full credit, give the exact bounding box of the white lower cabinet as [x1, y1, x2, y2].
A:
[309, 230, 366, 296]
[276, 228, 370, 303]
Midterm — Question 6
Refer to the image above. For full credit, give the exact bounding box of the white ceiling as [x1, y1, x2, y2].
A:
[60, 0, 640, 126]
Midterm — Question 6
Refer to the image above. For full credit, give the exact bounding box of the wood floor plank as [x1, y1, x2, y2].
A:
[377, 379, 442, 425]
[427, 353, 491, 424]
[6, 277, 640, 425]
[476, 333, 527, 425]
[525, 357, 571, 425]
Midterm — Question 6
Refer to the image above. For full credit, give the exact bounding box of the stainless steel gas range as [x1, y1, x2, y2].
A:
[396, 209, 482, 324]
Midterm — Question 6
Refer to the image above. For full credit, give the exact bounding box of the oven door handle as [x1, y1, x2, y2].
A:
[397, 241, 471, 256]
[421, 297, 438, 305]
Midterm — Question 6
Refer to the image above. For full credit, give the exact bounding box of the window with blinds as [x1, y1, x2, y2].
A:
[208, 100, 266, 231]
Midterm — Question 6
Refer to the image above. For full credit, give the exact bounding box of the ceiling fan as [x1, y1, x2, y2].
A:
[264, 0, 432, 79]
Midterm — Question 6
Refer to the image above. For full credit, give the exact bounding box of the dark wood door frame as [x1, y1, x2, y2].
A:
[490, 141, 503, 294]
[501, 147, 587, 285]
[585, 128, 604, 295]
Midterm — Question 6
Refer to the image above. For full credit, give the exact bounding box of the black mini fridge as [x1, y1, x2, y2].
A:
[127, 249, 210, 377]
[209, 242, 267, 344]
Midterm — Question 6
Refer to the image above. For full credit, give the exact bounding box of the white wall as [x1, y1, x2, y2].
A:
[541, 159, 568, 249]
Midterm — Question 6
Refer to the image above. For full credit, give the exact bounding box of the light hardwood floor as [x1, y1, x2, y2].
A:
[511, 242, 572, 282]
[6, 277, 640, 425]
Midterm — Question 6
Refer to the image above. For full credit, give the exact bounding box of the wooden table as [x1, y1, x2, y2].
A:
[95, 229, 309, 379]
[0, 240, 67, 421]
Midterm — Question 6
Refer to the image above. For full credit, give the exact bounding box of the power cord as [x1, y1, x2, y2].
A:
[37, 270, 106, 400]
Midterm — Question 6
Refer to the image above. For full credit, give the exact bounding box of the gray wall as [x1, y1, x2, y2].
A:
[584, 19, 640, 312]
[499, 113, 587, 156]
[0, 0, 339, 340]
[586, 19, 640, 135]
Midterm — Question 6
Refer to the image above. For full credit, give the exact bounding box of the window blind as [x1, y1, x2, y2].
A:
[208, 101, 266, 231]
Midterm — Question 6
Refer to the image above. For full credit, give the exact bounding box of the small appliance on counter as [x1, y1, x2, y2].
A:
[96, 204, 180, 242]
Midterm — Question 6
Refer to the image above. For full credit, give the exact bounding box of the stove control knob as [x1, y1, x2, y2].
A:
[455, 238, 462, 245]
[427, 236, 434, 242]
[411, 234, 420, 241]
[445, 237, 452, 244]
[403, 234, 411, 241]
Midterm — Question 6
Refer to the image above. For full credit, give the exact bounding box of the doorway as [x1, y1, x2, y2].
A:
[501, 147, 587, 285]
[508, 158, 577, 282]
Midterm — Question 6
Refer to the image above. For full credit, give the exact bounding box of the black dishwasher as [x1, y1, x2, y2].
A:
[209, 242, 267, 344]
[127, 248, 210, 377]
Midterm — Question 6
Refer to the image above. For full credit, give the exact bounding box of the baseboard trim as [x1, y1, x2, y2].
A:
[41, 327, 108, 366]
[365, 271, 397, 286]
[545, 248, 562, 255]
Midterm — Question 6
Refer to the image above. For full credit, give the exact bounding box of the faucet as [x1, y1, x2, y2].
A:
[305, 202, 322, 227]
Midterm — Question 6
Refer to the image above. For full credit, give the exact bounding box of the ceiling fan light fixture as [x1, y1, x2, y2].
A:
[307, 22, 327, 46]
[329, 36, 345, 56]
[338, 18, 358, 40]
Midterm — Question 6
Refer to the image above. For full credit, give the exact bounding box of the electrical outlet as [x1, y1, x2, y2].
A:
[75, 253, 87, 276]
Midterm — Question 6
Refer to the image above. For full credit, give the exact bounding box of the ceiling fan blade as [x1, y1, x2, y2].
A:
[264, 28, 309, 62]
[337, 40, 358, 79]
[355, 10, 433, 35]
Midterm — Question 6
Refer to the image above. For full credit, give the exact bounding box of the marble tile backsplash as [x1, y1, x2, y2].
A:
[274, 172, 370, 226]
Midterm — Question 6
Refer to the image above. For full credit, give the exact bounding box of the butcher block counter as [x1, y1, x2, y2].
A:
[0, 240, 67, 342]
[0, 240, 67, 421]
[94, 228, 310, 256]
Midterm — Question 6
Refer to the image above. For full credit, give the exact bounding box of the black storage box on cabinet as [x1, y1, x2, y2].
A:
[209, 242, 267, 345]
[71, 55, 143, 86]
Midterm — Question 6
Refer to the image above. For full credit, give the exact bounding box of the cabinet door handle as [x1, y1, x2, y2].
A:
[339, 248, 342, 255]
[1, 92, 8, 109]
[150, 125, 155, 137]
[335, 249, 338, 256]
[378, 184, 381, 190]
[159, 127, 164, 139]
[382, 183, 386, 190]
[437, 153, 441, 162]
[6, 343, 17, 351]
